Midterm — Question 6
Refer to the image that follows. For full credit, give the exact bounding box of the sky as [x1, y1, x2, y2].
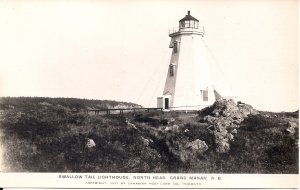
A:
[0, 0, 298, 112]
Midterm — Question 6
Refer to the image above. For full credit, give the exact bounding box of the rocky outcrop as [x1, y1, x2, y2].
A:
[200, 99, 258, 153]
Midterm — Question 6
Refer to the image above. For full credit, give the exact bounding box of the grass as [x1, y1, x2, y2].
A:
[0, 97, 298, 173]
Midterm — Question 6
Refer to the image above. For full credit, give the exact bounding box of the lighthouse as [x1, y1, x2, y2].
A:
[157, 11, 221, 110]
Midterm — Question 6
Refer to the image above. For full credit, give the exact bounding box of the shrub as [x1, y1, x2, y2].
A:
[134, 114, 160, 127]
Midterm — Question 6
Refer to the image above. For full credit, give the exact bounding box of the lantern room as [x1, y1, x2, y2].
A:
[179, 11, 199, 29]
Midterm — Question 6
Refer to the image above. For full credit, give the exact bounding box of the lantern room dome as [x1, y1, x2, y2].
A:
[179, 11, 199, 22]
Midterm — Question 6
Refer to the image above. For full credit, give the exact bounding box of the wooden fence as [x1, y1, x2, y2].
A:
[86, 107, 163, 115]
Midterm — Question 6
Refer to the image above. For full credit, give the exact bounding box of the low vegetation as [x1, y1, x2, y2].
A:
[0, 97, 298, 173]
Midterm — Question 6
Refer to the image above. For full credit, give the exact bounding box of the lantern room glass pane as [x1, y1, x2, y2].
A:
[195, 21, 199, 29]
[190, 21, 194, 28]
[180, 22, 185, 28]
[185, 20, 190, 28]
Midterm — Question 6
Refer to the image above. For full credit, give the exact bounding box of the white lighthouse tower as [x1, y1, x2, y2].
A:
[157, 11, 221, 110]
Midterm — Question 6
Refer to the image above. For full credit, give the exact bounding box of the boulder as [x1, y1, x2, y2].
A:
[287, 121, 298, 129]
[215, 125, 228, 136]
[229, 123, 240, 129]
[286, 127, 295, 134]
[184, 128, 190, 133]
[169, 118, 176, 123]
[203, 115, 217, 123]
[216, 141, 230, 153]
[238, 104, 259, 117]
[140, 136, 153, 146]
[216, 117, 232, 128]
[165, 125, 180, 133]
[226, 133, 234, 141]
[201, 99, 258, 120]
[166, 138, 208, 163]
[214, 131, 230, 153]
[125, 118, 138, 130]
[231, 129, 238, 134]
[86, 138, 96, 148]
[221, 100, 241, 117]
[286, 121, 298, 134]
[185, 139, 209, 154]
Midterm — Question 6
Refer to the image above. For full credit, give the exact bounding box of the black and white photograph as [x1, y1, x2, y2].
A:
[0, 0, 298, 185]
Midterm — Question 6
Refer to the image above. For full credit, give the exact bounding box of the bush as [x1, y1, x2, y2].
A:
[134, 114, 160, 127]
[242, 114, 279, 130]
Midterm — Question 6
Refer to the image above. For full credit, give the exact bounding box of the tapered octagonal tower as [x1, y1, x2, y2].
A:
[157, 11, 221, 110]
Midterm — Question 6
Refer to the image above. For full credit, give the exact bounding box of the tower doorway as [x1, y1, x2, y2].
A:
[165, 98, 169, 109]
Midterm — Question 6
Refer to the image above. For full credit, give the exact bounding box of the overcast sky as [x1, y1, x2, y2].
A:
[0, 0, 298, 112]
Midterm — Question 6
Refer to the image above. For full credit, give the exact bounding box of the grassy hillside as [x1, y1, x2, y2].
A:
[0, 97, 298, 173]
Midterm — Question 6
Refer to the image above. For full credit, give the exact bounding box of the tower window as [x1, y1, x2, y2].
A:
[169, 64, 176, 76]
[173, 41, 178, 53]
[201, 90, 208, 101]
